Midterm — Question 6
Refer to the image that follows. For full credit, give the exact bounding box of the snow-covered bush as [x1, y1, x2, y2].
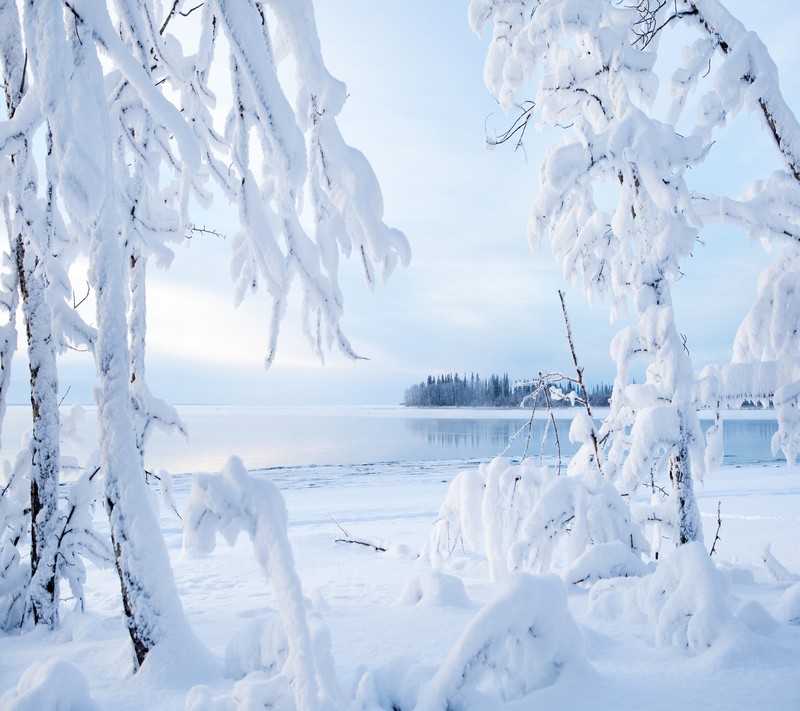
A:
[0, 658, 99, 711]
[414, 572, 587, 710]
[426, 456, 647, 582]
[184, 456, 339, 711]
[590, 542, 737, 653]
[351, 657, 435, 711]
[638, 542, 734, 651]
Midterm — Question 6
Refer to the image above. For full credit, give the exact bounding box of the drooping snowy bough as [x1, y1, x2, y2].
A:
[184, 456, 340, 711]
[468, 0, 800, 551]
[414, 573, 588, 710]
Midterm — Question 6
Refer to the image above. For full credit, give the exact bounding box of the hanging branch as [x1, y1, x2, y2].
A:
[485, 101, 535, 153]
[507, 371, 571, 468]
[540, 380, 563, 475]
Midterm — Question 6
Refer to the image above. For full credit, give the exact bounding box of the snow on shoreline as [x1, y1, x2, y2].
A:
[0, 455, 798, 709]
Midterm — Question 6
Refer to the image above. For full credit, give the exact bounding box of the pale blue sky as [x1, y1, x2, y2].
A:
[8, 1, 800, 406]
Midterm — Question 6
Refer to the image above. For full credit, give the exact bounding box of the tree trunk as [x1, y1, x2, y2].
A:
[669, 441, 702, 546]
[16, 235, 61, 627]
[1, 0, 61, 627]
[91, 202, 190, 669]
[128, 247, 148, 467]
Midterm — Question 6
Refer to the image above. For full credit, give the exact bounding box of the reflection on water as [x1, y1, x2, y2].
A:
[406, 414, 781, 465]
[405, 417, 582, 460]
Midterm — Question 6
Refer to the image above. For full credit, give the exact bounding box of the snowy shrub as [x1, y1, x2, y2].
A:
[0, 658, 99, 711]
[351, 657, 435, 711]
[395, 570, 472, 608]
[425, 466, 486, 567]
[638, 542, 735, 651]
[184, 456, 339, 711]
[427, 457, 647, 582]
[591, 542, 736, 653]
[414, 573, 587, 710]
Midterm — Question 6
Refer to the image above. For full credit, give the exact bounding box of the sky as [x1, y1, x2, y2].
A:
[7, 0, 800, 407]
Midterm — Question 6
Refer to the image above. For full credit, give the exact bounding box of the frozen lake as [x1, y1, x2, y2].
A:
[0, 404, 783, 477]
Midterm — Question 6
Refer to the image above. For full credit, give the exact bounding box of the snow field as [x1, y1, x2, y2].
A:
[0, 458, 799, 709]
[0, 462, 800, 711]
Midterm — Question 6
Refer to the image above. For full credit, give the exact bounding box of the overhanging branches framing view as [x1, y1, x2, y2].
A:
[0, 1, 799, 709]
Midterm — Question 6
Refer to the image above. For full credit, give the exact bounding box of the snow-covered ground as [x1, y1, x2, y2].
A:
[1, 444, 798, 709]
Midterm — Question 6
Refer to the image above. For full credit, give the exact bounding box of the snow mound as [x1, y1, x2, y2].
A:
[734, 600, 778, 635]
[414, 572, 587, 709]
[776, 583, 800, 624]
[395, 570, 472, 608]
[0, 658, 99, 711]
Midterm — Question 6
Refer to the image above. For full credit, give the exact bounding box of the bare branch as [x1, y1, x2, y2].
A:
[485, 101, 535, 155]
[709, 500, 722, 556]
[185, 223, 227, 240]
[160, 1, 204, 35]
[72, 281, 90, 309]
[558, 290, 604, 475]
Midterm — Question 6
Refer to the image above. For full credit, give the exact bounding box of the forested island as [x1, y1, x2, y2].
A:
[403, 372, 613, 408]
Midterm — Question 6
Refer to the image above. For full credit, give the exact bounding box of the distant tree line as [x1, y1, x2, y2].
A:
[403, 373, 613, 408]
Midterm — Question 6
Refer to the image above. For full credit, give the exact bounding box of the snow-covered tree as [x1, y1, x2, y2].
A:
[0, 0, 408, 667]
[469, 0, 800, 549]
[0, 0, 95, 628]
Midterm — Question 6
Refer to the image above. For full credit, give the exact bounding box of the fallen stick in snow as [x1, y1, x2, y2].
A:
[332, 517, 386, 552]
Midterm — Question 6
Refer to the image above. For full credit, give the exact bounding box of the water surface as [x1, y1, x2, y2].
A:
[0, 405, 781, 475]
